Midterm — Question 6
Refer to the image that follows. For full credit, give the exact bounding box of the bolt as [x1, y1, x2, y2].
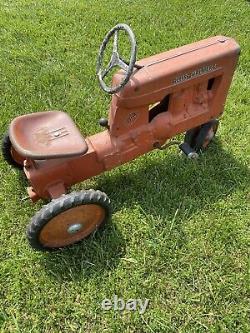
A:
[67, 223, 83, 234]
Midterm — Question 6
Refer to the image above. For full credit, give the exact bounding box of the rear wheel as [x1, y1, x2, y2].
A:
[184, 119, 219, 152]
[27, 190, 111, 251]
[1, 132, 24, 169]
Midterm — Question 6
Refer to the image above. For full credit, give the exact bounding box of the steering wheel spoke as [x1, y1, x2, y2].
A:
[101, 58, 114, 79]
[100, 51, 120, 78]
[117, 58, 129, 71]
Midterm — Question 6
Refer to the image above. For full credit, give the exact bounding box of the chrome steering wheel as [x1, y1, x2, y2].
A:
[96, 24, 137, 94]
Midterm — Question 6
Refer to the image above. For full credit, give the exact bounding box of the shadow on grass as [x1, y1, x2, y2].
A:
[39, 221, 126, 282]
[39, 140, 249, 280]
[97, 140, 248, 212]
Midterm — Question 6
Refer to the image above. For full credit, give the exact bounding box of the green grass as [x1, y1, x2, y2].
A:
[0, 0, 249, 332]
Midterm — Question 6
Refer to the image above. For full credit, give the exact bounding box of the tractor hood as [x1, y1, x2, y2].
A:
[112, 35, 240, 109]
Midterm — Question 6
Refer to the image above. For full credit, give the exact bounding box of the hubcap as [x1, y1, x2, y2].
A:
[67, 223, 83, 234]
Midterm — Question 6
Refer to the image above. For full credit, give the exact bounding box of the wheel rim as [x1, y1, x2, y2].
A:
[39, 204, 106, 248]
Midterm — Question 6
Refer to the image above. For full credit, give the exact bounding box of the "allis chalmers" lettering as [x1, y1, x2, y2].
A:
[172, 64, 217, 84]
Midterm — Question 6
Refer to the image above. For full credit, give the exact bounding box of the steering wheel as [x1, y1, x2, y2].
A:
[96, 24, 138, 94]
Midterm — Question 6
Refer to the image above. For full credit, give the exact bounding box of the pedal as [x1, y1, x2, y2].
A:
[179, 142, 199, 159]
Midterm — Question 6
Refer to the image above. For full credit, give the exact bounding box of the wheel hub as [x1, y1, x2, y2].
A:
[67, 223, 83, 234]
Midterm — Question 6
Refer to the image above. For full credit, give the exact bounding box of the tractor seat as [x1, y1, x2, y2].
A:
[9, 111, 88, 160]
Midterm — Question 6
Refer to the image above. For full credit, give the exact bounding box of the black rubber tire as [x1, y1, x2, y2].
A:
[1, 132, 23, 169]
[184, 126, 200, 148]
[193, 119, 219, 152]
[184, 119, 219, 152]
[27, 190, 111, 251]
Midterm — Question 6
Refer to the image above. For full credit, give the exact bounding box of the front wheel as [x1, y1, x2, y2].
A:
[27, 190, 111, 251]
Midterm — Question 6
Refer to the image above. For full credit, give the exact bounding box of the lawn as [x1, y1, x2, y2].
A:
[0, 0, 249, 332]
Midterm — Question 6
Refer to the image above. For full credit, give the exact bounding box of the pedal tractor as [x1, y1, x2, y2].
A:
[2, 24, 240, 251]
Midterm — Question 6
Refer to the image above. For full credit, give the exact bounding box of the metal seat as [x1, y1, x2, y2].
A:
[9, 111, 88, 160]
